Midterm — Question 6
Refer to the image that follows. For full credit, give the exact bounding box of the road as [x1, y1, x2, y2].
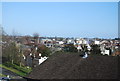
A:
[0, 67, 23, 79]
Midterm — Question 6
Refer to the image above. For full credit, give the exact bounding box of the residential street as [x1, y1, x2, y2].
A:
[0, 67, 23, 79]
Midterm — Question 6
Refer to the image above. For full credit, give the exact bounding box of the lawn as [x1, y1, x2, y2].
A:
[0, 73, 7, 77]
[0, 62, 32, 77]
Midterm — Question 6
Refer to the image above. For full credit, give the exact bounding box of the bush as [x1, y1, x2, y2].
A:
[90, 44, 102, 55]
[37, 45, 51, 57]
[63, 44, 78, 52]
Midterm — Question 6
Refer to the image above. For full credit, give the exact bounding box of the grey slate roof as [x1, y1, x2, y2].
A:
[27, 53, 120, 80]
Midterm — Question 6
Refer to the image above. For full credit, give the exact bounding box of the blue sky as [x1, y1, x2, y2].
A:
[2, 2, 118, 38]
[0, 2, 2, 25]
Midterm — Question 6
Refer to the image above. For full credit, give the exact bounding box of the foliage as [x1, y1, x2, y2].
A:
[37, 45, 51, 57]
[90, 44, 101, 55]
[0, 63, 32, 76]
[63, 44, 78, 52]
[81, 44, 88, 52]
[3, 62, 32, 74]
[2, 41, 24, 66]
[3, 42, 21, 65]
[0, 64, 26, 76]
[33, 33, 39, 39]
[0, 73, 7, 77]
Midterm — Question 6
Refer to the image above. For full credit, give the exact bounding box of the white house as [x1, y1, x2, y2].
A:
[82, 39, 87, 44]
[67, 39, 74, 44]
[58, 41, 64, 45]
[40, 38, 53, 48]
[102, 50, 110, 55]
[94, 40, 100, 45]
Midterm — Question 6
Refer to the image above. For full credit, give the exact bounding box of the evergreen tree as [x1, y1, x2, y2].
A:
[90, 44, 101, 55]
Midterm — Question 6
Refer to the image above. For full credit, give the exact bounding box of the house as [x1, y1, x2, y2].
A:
[94, 40, 100, 45]
[40, 38, 53, 48]
[27, 54, 120, 79]
[67, 39, 75, 44]
[103, 50, 110, 55]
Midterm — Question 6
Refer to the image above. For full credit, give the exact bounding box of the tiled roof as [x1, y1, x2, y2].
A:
[27, 53, 120, 80]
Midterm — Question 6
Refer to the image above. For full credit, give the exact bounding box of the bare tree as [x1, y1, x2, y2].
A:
[33, 33, 39, 44]
[25, 35, 31, 44]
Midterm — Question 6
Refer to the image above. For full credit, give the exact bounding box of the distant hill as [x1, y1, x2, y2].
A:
[27, 53, 120, 80]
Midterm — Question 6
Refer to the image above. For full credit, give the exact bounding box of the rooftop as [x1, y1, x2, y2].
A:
[27, 53, 120, 80]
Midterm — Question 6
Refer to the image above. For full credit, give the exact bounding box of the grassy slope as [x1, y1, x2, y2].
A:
[0, 63, 32, 77]
[0, 73, 7, 77]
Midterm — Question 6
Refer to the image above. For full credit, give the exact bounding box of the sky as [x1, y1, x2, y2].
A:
[2, 2, 118, 38]
[0, 2, 2, 25]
